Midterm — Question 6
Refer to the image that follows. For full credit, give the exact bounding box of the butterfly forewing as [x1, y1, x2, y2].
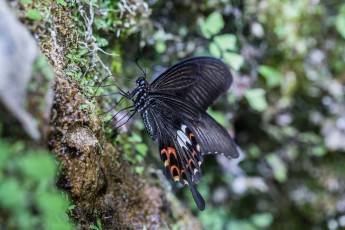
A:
[150, 57, 233, 111]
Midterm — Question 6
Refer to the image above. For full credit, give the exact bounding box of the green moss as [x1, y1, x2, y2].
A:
[26, 9, 42, 21]
[56, 0, 67, 6]
[20, 0, 33, 4]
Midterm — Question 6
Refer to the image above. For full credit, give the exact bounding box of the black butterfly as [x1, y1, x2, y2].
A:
[127, 56, 239, 211]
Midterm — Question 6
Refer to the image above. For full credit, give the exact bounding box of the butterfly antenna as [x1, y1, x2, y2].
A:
[85, 75, 133, 99]
[109, 75, 136, 82]
[135, 58, 147, 79]
[136, 31, 147, 78]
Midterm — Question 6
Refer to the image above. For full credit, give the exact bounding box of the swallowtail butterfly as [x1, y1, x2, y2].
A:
[129, 56, 239, 211]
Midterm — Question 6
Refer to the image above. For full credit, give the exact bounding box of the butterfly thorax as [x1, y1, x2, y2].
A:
[130, 77, 149, 113]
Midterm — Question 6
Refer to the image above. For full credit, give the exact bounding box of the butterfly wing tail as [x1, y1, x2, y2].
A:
[188, 183, 205, 211]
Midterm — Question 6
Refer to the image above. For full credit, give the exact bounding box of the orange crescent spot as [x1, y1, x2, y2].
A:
[189, 158, 195, 165]
[170, 165, 180, 181]
[189, 133, 194, 140]
[168, 147, 177, 160]
[161, 149, 169, 165]
[192, 151, 196, 157]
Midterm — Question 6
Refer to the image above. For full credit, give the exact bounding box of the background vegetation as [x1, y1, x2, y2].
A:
[136, 1, 345, 229]
[1, 0, 345, 229]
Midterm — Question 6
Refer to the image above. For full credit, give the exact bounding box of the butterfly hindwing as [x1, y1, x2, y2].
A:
[188, 112, 239, 158]
[158, 124, 206, 211]
[151, 100, 203, 183]
[151, 94, 239, 158]
[148, 99, 205, 210]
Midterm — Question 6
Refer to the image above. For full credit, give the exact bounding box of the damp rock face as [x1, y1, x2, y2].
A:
[49, 78, 174, 229]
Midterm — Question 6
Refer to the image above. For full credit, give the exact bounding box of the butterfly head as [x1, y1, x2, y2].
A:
[130, 77, 149, 112]
[136, 77, 147, 87]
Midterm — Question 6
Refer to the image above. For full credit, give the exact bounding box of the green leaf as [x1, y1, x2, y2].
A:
[214, 34, 237, 51]
[299, 132, 321, 144]
[209, 42, 221, 58]
[258, 65, 283, 88]
[0, 140, 11, 168]
[26, 9, 42, 21]
[68, 204, 76, 211]
[18, 153, 56, 182]
[251, 213, 273, 228]
[20, 0, 33, 3]
[248, 144, 261, 158]
[227, 93, 236, 104]
[200, 23, 212, 39]
[90, 225, 99, 230]
[311, 146, 327, 157]
[200, 12, 224, 38]
[223, 52, 244, 71]
[155, 41, 166, 54]
[207, 109, 227, 127]
[78, 48, 89, 56]
[266, 154, 287, 182]
[199, 207, 227, 230]
[129, 133, 142, 142]
[56, 0, 67, 6]
[36, 192, 71, 230]
[0, 179, 26, 210]
[336, 5, 345, 39]
[135, 166, 144, 175]
[226, 220, 257, 230]
[135, 143, 148, 156]
[244, 88, 268, 112]
[96, 217, 102, 230]
[97, 38, 109, 48]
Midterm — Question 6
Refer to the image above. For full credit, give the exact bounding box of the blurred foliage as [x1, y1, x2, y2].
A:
[110, 0, 345, 229]
[201, 12, 244, 71]
[0, 136, 72, 229]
